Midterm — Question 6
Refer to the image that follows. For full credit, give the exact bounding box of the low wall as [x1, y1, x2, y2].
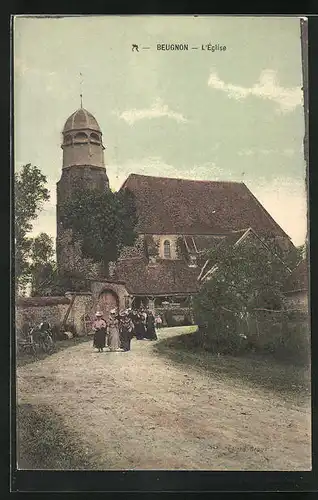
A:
[245, 309, 310, 363]
[16, 293, 94, 337]
[16, 297, 70, 336]
[156, 307, 194, 327]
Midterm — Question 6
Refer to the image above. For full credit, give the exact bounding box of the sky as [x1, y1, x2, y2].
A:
[14, 15, 308, 246]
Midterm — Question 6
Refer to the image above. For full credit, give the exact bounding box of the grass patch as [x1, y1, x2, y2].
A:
[17, 403, 98, 470]
[154, 330, 311, 404]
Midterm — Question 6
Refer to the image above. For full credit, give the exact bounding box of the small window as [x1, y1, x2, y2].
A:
[74, 132, 88, 143]
[90, 132, 100, 143]
[163, 240, 171, 259]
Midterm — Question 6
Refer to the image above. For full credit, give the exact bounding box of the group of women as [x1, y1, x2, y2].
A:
[92, 308, 158, 353]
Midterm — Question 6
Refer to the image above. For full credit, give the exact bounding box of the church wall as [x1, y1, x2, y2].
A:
[57, 166, 109, 196]
[62, 143, 104, 169]
[56, 165, 109, 278]
[56, 227, 102, 279]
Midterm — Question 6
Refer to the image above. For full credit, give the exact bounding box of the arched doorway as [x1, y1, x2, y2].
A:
[97, 289, 119, 321]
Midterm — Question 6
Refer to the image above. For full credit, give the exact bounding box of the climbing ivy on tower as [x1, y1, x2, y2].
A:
[61, 186, 138, 276]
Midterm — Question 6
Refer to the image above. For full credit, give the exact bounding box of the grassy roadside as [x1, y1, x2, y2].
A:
[154, 328, 311, 404]
[17, 403, 98, 470]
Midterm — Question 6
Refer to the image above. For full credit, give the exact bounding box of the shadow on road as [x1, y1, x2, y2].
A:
[153, 333, 311, 403]
[16, 336, 93, 368]
[17, 403, 97, 470]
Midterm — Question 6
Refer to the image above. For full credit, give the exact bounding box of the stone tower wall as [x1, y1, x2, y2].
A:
[56, 166, 109, 279]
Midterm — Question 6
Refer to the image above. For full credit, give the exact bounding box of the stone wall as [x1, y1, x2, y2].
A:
[64, 292, 94, 334]
[16, 297, 70, 336]
[16, 293, 94, 337]
[56, 164, 108, 278]
[56, 226, 102, 279]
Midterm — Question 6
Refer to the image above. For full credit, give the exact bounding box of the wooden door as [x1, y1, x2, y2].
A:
[97, 290, 119, 321]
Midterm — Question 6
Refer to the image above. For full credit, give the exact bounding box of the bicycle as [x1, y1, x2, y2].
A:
[39, 330, 55, 354]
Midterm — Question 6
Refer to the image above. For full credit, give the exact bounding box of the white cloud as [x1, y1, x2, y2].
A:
[114, 98, 188, 125]
[208, 69, 303, 114]
[238, 148, 297, 157]
[238, 149, 254, 156]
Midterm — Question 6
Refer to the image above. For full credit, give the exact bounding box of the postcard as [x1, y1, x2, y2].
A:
[13, 15, 310, 474]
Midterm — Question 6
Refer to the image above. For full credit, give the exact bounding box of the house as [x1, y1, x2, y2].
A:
[284, 258, 309, 312]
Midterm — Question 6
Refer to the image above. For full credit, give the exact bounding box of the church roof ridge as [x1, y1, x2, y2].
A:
[122, 172, 245, 187]
[119, 172, 292, 241]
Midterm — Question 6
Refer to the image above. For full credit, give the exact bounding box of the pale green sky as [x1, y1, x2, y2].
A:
[14, 15, 307, 245]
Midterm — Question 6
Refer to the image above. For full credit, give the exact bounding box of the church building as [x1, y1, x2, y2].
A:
[56, 107, 295, 323]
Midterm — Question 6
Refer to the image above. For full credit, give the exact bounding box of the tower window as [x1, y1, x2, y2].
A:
[74, 132, 88, 143]
[163, 240, 171, 259]
[64, 134, 72, 145]
[90, 132, 100, 143]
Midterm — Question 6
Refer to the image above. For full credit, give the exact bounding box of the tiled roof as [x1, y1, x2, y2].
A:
[284, 258, 309, 292]
[63, 108, 101, 133]
[191, 234, 226, 252]
[121, 174, 291, 238]
[114, 258, 200, 295]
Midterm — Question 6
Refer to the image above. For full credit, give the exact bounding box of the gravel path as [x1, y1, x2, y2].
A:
[17, 327, 311, 470]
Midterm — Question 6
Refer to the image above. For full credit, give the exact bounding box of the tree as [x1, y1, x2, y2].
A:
[193, 238, 291, 352]
[260, 236, 306, 270]
[15, 164, 50, 294]
[61, 186, 138, 275]
[29, 233, 56, 296]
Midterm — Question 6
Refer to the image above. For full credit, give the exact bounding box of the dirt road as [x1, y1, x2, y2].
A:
[17, 327, 311, 470]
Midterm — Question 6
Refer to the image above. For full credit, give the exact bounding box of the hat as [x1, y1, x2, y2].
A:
[95, 311, 103, 317]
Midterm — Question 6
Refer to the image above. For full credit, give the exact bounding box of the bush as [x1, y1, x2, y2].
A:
[194, 309, 245, 355]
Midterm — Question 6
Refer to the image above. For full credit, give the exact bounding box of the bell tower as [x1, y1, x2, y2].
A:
[56, 107, 109, 278]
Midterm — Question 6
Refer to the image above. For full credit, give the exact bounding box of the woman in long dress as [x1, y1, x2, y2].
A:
[145, 311, 158, 340]
[92, 311, 107, 352]
[119, 312, 134, 351]
[134, 311, 146, 340]
[108, 309, 121, 351]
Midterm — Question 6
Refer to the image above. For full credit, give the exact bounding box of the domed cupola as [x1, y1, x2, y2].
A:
[61, 107, 105, 169]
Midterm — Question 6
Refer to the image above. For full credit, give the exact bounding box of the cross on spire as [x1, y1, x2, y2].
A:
[79, 72, 84, 108]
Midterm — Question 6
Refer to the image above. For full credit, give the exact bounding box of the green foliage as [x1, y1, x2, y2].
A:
[193, 238, 291, 354]
[260, 236, 306, 270]
[176, 236, 187, 260]
[145, 236, 160, 258]
[15, 164, 50, 294]
[29, 233, 56, 296]
[61, 186, 138, 273]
